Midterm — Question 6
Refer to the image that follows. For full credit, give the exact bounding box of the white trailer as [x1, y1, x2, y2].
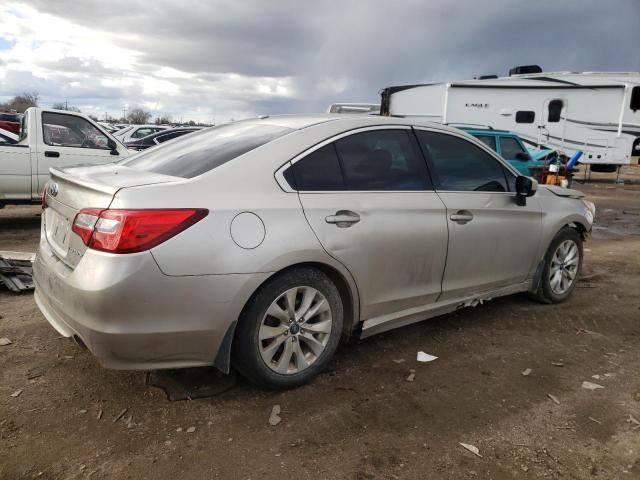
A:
[381, 69, 640, 172]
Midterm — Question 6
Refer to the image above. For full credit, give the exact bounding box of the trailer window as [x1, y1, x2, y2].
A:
[547, 100, 564, 123]
[631, 87, 640, 112]
[515, 111, 535, 123]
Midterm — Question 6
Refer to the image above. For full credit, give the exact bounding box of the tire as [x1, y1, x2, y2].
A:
[532, 227, 583, 304]
[232, 268, 344, 389]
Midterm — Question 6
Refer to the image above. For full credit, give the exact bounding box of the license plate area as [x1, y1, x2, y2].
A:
[45, 208, 72, 257]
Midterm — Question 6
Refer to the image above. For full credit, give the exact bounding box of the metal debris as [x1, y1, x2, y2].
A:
[10, 389, 23, 397]
[521, 368, 532, 376]
[269, 404, 282, 426]
[0, 338, 12, 346]
[392, 358, 406, 364]
[588, 417, 602, 424]
[459, 442, 482, 457]
[417, 351, 438, 363]
[627, 415, 640, 429]
[582, 381, 605, 390]
[113, 408, 128, 423]
[548, 394, 560, 405]
[551, 362, 564, 367]
[97, 409, 103, 420]
[186, 426, 196, 433]
[406, 369, 416, 382]
[0, 255, 34, 293]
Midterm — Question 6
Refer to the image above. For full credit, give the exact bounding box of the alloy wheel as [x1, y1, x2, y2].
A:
[258, 286, 333, 374]
[549, 239, 580, 295]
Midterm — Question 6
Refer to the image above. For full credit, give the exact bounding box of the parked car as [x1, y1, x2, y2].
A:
[0, 107, 129, 207]
[34, 115, 594, 389]
[97, 121, 119, 133]
[0, 127, 19, 144]
[0, 112, 22, 134]
[459, 127, 558, 176]
[124, 127, 202, 151]
[113, 124, 169, 143]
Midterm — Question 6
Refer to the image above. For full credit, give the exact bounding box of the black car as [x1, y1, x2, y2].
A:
[124, 127, 202, 150]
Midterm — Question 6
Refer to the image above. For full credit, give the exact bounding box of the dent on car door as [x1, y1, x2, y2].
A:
[38, 112, 115, 194]
[414, 129, 542, 301]
[283, 127, 448, 323]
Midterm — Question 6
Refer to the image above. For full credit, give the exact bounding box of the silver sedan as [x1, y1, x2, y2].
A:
[34, 115, 595, 389]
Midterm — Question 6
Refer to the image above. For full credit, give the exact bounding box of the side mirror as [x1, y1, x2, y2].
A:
[515, 152, 530, 161]
[515, 176, 537, 206]
[107, 138, 119, 155]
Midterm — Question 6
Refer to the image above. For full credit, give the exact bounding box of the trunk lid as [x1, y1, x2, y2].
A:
[43, 164, 180, 268]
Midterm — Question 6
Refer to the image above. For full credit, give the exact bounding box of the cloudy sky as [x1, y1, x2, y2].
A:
[0, 0, 638, 123]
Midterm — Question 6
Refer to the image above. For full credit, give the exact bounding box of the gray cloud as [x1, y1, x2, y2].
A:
[1, 0, 639, 121]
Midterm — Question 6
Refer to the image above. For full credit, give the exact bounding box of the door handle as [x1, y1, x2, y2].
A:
[449, 210, 474, 224]
[325, 210, 360, 227]
[44, 151, 60, 158]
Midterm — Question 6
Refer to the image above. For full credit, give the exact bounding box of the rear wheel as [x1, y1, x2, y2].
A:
[533, 227, 583, 303]
[233, 268, 343, 389]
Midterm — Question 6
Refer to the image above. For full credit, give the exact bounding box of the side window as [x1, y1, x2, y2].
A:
[499, 137, 528, 159]
[42, 112, 110, 149]
[333, 129, 431, 190]
[131, 128, 154, 139]
[416, 130, 509, 192]
[547, 100, 564, 123]
[515, 111, 535, 123]
[285, 144, 344, 191]
[474, 135, 496, 151]
[631, 87, 640, 111]
[155, 131, 185, 144]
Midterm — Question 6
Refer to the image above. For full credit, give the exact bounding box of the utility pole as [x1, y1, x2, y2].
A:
[65, 98, 68, 110]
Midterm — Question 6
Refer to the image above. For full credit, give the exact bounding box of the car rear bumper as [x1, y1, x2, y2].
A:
[33, 237, 270, 370]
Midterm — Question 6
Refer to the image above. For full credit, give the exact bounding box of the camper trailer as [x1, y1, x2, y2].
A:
[381, 67, 640, 172]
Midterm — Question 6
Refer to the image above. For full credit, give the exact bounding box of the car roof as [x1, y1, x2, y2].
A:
[461, 127, 516, 136]
[237, 114, 461, 134]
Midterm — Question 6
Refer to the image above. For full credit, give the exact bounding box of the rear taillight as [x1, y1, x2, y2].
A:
[72, 209, 208, 253]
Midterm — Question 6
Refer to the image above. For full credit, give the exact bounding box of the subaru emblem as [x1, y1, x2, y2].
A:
[48, 182, 59, 197]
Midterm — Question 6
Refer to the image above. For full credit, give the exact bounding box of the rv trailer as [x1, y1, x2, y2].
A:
[381, 67, 640, 172]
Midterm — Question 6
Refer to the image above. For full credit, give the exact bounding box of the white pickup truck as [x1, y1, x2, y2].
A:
[0, 107, 129, 208]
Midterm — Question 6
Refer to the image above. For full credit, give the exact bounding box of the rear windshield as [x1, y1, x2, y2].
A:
[121, 122, 293, 178]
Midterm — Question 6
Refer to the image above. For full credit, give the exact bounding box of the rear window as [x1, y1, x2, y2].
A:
[121, 122, 293, 178]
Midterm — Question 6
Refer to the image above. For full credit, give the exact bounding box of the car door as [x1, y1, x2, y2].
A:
[283, 126, 449, 323]
[414, 128, 542, 301]
[36, 111, 119, 196]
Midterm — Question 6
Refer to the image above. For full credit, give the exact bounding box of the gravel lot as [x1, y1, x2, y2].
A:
[1, 168, 639, 479]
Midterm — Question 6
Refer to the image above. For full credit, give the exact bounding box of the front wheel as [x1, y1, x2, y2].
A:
[232, 268, 343, 389]
[534, 227, 583, 303]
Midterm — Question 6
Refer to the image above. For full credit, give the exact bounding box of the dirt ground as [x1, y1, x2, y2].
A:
[1, 168, 640, 480]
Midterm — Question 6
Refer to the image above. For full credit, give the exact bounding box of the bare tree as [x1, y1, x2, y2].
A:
[52, 102, 82, 112]
[0, 92, 39, 113]
[154, 115, 172, 125]
[127, 108, 151, 125]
